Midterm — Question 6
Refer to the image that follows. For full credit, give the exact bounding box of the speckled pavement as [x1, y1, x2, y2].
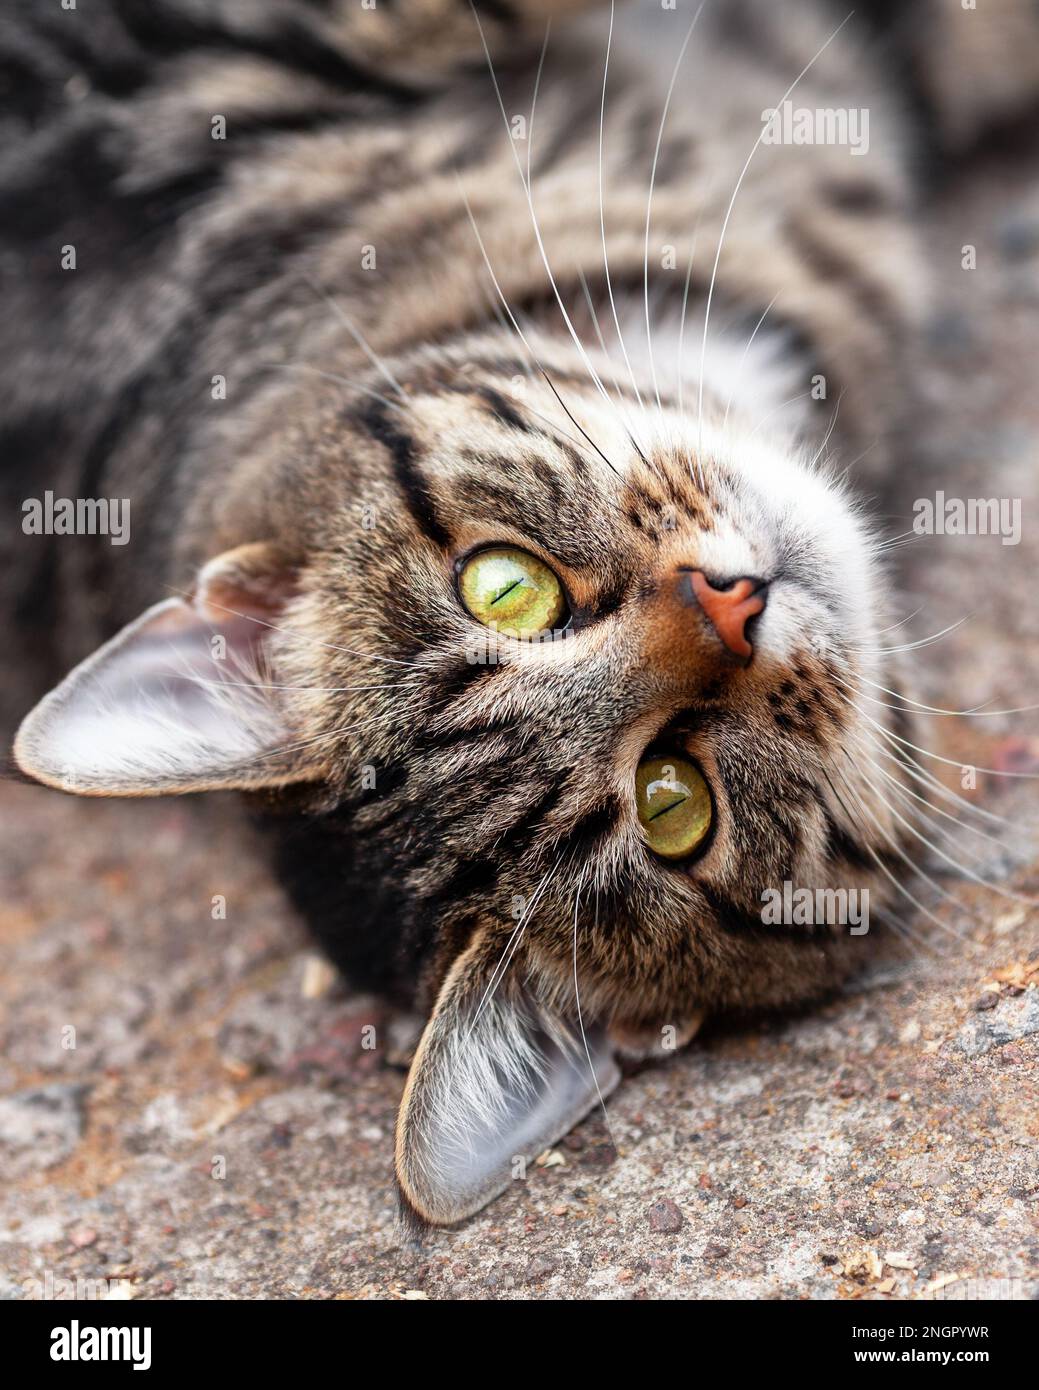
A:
[2, 143, 1038, 1302]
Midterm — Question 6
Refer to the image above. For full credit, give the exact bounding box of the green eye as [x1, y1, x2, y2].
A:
[636, 755, 713, 860]
[458, 546, 566, 638]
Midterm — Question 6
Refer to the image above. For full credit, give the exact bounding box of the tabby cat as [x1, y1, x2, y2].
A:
[3, 0, 1036, 1224]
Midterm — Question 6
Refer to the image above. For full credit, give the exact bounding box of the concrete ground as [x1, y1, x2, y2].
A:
[2, 146, 1039, 1301]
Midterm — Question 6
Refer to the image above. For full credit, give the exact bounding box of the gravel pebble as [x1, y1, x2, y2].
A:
[648, 1198, 685, 1234]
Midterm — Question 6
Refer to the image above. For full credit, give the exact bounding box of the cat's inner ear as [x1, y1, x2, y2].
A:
[13, 542, 325, 796]
[395, 934, 621, 1226]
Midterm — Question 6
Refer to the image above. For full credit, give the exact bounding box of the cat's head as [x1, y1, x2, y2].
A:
[14, 328, 913, 1224]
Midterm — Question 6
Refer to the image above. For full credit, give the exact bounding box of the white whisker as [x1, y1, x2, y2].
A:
[163, 586, 424, 668]
[697, 12, 854, 467]
[826, 767, 976, 954]
[720, 293, 779, 436]
[264, 361, 406, 417]
[574, 871, 618, 1152]
[465, 854, 562, 1042]
[302, 274, 408, 402]
[643, 3, 707, 414]
[598, 0, 646, 413]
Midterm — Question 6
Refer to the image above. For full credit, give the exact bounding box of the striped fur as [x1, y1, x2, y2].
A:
[6, 0, 1037, 1220]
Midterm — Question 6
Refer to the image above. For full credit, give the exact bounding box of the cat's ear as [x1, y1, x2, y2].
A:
[395, 934, 620, 1225]
[13, 542, 326, 796]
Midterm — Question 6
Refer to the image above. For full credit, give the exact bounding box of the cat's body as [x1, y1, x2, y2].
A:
[1, 0, 917, 681]
[4, 0, 1035, 1222]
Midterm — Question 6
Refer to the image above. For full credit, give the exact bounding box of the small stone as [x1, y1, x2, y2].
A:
[0, 1083, 90, 1177]
[300, 953, 337, 1000]
[220, 1056, 254, 1082]
[534, 1148, 566, 1168]
[973, 993, 1000, 1012]
[580, 1142, 616, 1169]
[524, 1256, 557, 1284]
[69, 1227, 98, 1249]
[703, 1243, 729, 1261]
[648, 1198, 684, 1234]
[957, 991, 1039, 1056]
[994, 909, 1028, 938]
[101, 1281, 135, 1301]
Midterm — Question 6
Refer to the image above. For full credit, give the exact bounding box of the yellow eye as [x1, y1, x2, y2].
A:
[458, 547, 566, 638]
[636, 755, 713, 860]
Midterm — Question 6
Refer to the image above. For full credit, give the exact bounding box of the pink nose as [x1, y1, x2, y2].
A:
[688, 572, 768, 661]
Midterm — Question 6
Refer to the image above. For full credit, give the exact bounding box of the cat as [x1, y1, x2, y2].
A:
[3, 0, 1036, 1225]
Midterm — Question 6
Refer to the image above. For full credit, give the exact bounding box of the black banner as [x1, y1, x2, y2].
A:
[3, 1295, 1029, 1372]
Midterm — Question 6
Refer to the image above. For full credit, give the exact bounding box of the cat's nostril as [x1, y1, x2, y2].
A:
[684, 571, 769, 662]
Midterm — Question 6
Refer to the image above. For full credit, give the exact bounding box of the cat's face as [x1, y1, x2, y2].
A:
[282, 334, 900, 988]
[276, 332, 911, 1218]
[14, 330, 911, 1223]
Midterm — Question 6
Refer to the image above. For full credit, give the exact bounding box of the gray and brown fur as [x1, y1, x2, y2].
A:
[4, 0, 1037, 1222]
